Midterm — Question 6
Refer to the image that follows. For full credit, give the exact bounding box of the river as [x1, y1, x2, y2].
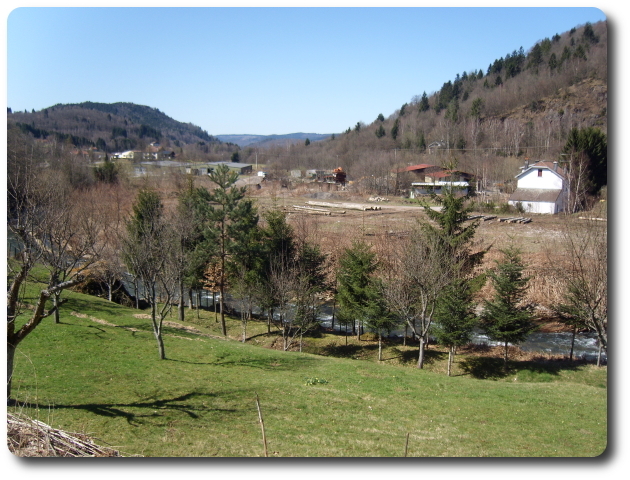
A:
[123, 279, 606, 362]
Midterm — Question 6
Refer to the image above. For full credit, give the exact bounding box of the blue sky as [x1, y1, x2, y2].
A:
[4, 5, 610, 136]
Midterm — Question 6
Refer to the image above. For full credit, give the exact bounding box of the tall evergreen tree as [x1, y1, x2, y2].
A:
[391, 118, 400, 140]
[337, 240, 379, 341]
[432, 279, 477, 376]
[418, 92, 430, 112]
[481, 246, 536, 372]
[562, 127, 607, 195]
[204, 164, 259, 336]
[258, 206, 296, 333]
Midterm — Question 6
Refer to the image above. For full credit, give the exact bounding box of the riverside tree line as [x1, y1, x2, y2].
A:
[7, 127, 607, 402]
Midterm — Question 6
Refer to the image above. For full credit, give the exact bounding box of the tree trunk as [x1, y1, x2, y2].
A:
[155, 329, 166, 360]
[403, 324, 408, 347]
[188, 288, 194, 311]
[197, 291, 201, 319]
[7, 342, 16, 401]
[504, 342, 509, 372]
[178, 279, 185, 323]
[417, 337, 426, 369]
[597, 340, 603, 367]
[569, 324, 577, 362]
[219, 287, 226, 336]
[331, 299, 336, 331]
[108, 283, 113, 302]
[53, 292, 61, 324]
[447, 346, 454, 377]
[152, 303, 166, 360]
[378, 332, 382, 361]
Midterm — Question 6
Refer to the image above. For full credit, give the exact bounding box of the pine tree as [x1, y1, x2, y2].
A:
[258, 206, 296, 333]
[399, 176, 486, 368]
[364, 282, 398, 361]
[205, 164, 259, 336]
[337, 240, 379, 341]
[481, 246, 536, 372]
[432, 279, 477, 376]
[391, 118, 400, 140]
[421, 174, 484, 273]
[418, 92, 430, 112]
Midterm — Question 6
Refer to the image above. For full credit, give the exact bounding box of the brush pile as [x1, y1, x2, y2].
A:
[7, 413, 122, 457]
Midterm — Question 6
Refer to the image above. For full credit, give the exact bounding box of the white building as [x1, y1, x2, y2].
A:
[508, 161, 568, 214]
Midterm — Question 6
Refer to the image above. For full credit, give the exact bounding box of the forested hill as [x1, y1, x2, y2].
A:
[216, 133, 333, 148]
[6, 101, 237, 159]
[251, 20, 606, 194]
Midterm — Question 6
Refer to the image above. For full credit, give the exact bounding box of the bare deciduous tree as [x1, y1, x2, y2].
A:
[7, 129, 104, 399]
[556, 216, 607, 365]
[121, 189, 178, 360]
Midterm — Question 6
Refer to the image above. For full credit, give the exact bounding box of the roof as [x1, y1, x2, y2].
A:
[207, 162, 253, 169]
[517, 161, 566, 179]
[428, 170, 474, 180]
[397, 164, 441, 173]
[412, 181, 469, 187]
[509, 188, 563, 203]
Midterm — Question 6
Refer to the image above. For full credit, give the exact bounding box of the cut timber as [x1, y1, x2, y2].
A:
[291, 205, 340, 215]
[498, 217, 532, 224]
[306, 201, 381, 211]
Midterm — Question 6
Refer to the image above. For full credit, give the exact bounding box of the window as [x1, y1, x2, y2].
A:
[538, 169, 543, 177]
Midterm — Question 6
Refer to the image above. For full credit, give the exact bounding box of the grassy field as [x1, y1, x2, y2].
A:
[8, 278, 607, 458]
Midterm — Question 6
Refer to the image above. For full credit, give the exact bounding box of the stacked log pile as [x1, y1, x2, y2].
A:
[7, 412, 123, 457]
[306, 201, 381, 211]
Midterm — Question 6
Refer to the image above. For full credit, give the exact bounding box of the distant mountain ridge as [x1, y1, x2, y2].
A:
[7, 101, 231, 156]
[216, 133, 333, 148]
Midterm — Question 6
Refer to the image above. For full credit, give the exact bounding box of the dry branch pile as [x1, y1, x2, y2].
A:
[7, 413, 122, 457]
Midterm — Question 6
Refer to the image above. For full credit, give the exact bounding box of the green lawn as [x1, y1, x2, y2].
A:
[9, 283, 607, 457]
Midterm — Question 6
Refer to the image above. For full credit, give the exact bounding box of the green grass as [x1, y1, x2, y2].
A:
[9, 282, 607, 457]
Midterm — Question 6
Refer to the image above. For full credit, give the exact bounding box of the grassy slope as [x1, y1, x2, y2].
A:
[9, 283, 606, 457]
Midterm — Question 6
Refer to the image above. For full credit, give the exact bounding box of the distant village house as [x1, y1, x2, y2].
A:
[508, 160, 568, 214]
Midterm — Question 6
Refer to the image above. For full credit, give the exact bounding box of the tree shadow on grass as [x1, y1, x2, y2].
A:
[393, 347, 447, 366]
[48, 390, 238, 427]
[62, 296, 128, 319]
[458, 357, 511, 380]
[458, 356, 583, 380]
[208, 352, 320, 371]
[321, 343, 367, 358]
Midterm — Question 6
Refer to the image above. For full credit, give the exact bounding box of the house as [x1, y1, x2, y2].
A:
[398, 163, 443, 180]
[206, 162, 253, 175]
[508, 160, 568, 214]
[409, 169, 474, 197]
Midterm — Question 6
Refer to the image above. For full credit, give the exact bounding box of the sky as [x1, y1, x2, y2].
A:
[4, 4, 609, 137]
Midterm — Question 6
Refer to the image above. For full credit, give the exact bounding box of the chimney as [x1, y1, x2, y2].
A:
[553, 161, 558, 172]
